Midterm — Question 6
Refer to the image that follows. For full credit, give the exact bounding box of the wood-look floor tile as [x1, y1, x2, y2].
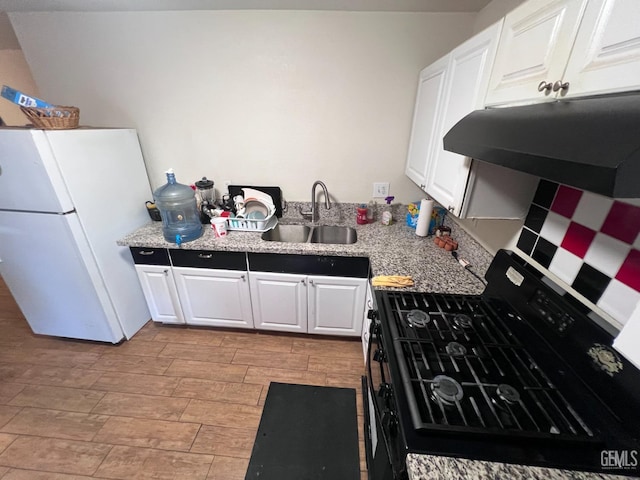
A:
[0, 365, 29, 384]
[164, 359, 247, 383]
[90, 354, 173, 375]
[191, 424, 256, 458]
[20, 336, 109, 354]
[181, 399, 262, 429]
[326, 373, 364, 390]
[93, 416, 200, 451]
[94, 445, 212, 480]
[1, 407, 109, 441]
[152, 328, 225, 346]
[232, 351, 308, 370]
[291, 337, 364, 359]
[243, 366, 326, 386]
[0, 384, 24, 404]
[91, 392, 190, 421]
[206, 455, 249, 480]
[8, 385, 105, 413]
[91, 371, 179, 396]
[15, 366, 101, 389]
[0, 348, 101, 369]
[1, 469, 95, 479]
[173, 378, 262, 405]
[158, 343, 237, 363]
[107, 339, 167, 357]
[220, 332, 293, 353]
[0, 406, 21, 429]
[258, 386, 268, 406]
[0, 436, 112, 475]
[129, 320, 159, 342]
[308, 355, 365, 375]
[0, 433, 16, 453]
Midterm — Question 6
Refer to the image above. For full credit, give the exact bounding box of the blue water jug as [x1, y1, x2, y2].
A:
[154, 169, 202, 244]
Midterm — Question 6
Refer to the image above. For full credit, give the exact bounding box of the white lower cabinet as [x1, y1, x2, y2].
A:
[134, 264, 184, 325]
[173, 266, 254, 329]
[249, 271, 307, 333]
[308, 275, 367, 337]
[249, 271, 367, 337]
[131, 248, 369, 337]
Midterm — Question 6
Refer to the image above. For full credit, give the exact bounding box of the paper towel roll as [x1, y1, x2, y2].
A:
[415, 199, 433, 237]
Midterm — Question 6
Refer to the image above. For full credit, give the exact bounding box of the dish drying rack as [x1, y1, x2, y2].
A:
[226, 213, 277, 232]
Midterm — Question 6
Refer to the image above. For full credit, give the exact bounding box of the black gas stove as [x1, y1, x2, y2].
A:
[364, 250, 640, 480]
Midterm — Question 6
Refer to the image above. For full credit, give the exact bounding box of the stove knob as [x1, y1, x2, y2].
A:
[373, 348, 385, 363]
[382, 409, 398, 435]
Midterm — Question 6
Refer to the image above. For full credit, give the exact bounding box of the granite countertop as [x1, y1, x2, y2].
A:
[407, 454, 639, 480]
[118, 202, 493, 294]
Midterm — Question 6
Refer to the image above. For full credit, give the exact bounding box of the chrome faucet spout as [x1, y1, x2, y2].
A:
[299, 180, 331, 223]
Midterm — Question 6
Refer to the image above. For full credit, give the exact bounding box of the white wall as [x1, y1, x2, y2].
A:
[472, 0, 524, 33]
[10, 10, 475, 203]
[0, 49, 41, 125]
[0, 11, 40, 126]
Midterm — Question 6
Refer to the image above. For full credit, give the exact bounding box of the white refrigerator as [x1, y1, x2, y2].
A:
[0, 127, 153, 343]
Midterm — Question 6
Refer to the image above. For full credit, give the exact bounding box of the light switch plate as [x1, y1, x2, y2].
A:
[373, 182, 390, 198]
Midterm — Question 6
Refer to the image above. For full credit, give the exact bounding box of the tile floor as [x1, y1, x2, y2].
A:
[0, 277, 367, 479]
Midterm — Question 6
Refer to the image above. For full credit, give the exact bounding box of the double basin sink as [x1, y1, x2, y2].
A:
[262, 224, 357, 245]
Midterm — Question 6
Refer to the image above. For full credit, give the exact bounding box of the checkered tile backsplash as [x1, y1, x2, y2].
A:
[516, 180, 640, 326]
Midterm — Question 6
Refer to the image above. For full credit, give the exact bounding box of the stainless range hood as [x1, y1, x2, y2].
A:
[443, 93, 640, 198]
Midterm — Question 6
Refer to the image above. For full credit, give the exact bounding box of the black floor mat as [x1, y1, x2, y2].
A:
[245, 382, 360, 480]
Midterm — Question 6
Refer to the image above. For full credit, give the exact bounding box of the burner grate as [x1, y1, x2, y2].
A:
[384, 292, 595, 442]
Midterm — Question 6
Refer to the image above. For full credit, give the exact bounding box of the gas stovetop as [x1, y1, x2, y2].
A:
[373, 250, 640, 475]
[385, 292, 595, 443]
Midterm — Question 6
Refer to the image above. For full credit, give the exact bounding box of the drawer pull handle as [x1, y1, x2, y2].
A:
[537, 81, 552, 92]
[198, 253, 213, 259]
[309, 279, 314, 286]
[241, 274, 246, 281]
[552, 80, 569, 92]
[139, 250, 155, 255]
[301, 279, 306, 285]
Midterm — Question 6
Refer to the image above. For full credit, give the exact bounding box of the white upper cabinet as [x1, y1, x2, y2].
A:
[424, 22, 503, 216]
[406, 21, 537, 219]
[404, 56, 448, 190]
[563, 0, 640, 97]
[486, 0, 588, 105]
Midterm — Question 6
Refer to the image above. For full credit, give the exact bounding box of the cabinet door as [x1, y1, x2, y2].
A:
[173, 267, 253, 328]
[425, 22, 502, 216]
[563, 0, 640, 97]
[485, 0, 588, 106]
[248, 272, 307, 333]
[308, 276, 367, 337]
[134, 265, 184, 324]
[404, 56, 448, 190]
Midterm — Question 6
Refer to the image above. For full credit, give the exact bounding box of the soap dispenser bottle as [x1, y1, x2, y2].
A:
[381, 196, 394, 226]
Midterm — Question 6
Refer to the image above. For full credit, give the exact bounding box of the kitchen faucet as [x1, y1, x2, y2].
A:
[300, 180, 331, 223]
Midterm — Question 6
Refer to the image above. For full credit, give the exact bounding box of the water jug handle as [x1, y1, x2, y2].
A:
[175, 234, 182, 247]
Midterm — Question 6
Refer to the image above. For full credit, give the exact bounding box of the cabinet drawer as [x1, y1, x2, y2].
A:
[248, 253, 369, 278]
[130, 247, 170, 265]
[170, 250, 247, 270]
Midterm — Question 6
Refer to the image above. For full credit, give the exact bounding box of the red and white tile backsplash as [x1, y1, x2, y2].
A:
[517, 180, 640, 326]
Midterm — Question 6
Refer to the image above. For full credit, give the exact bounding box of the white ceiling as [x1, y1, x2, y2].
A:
[0, 0, 493, 13]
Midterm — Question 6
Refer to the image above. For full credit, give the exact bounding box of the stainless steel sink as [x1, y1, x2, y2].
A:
[261, 224, 357, 245]
[261, 224, 311, 243]
[309, 225, 357, 245]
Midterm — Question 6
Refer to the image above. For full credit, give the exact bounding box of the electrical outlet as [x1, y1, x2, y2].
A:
[373, 182, 390, 198]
